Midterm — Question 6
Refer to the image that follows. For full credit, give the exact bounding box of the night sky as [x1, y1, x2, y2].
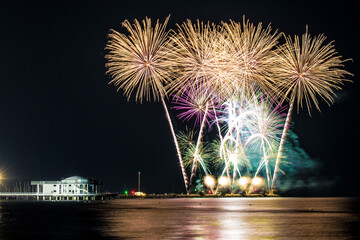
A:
[0, 0, 359, 195]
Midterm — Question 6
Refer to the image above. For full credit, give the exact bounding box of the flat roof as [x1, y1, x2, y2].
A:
[31, 176, 101, 185]
[31, 181, 60, 185]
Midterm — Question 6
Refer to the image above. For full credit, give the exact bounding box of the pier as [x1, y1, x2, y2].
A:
[0, 192, 116, 201]
[0, 176, 117, 201]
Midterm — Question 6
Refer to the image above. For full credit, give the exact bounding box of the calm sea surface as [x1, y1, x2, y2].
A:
[0, 197, 359, 239]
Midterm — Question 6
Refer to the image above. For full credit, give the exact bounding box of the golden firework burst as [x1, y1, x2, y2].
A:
[271, 28, 352, 191]
[167, 19, 230, 96]
[222, 16, 280, 96]
[105, 16, 172, 103]
[271, 28, 352, 114]
[221, 16, 280, 95]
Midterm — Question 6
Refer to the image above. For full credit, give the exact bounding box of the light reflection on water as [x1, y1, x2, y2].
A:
[95, 198, 360, 239]
[0, 198, 359, 239]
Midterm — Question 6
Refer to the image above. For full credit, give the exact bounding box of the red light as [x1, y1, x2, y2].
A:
[131, 190, 135, 194]
[208, 190, 211, 194]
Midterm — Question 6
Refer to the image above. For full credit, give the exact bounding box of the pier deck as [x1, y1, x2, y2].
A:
[0, 192, 116, 201]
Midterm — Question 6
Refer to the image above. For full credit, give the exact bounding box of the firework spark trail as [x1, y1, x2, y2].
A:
[212, 93, 282, 194]
[105, 16, 190, 193]
[220, 136, 244, 177]
[244, 94, 285, 191]
[169, 20, 228, 190]
[214, 135, 235, 194]
[217, 18, 282, 190]
[262, 140, 271, 191]
[210, 139, 231, 194]
[245, 134, 272, 192]
[220, 97, 255, 170]
[172, 82, 221, 188]
[270, 28, 351, 192]
[217, 102, 249, 191]
[189, 103, 209, 187]
[246, 140, 272, 193]
[214, 166, 231, 195]
[212, 104, 224, 142]
[248, 158, 266, 194]
[216, 91, 285, 192]
[198, 156, 209, 176]
[161, 98, 189, 192]
[271, 98, 294, 192]
[172, 85, 215, 187]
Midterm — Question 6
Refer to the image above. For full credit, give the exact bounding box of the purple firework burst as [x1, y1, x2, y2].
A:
[172, 83, 222, 127]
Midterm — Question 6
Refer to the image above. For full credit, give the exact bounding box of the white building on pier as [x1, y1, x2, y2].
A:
[31, 176, 101, 196]
[0, 176, 115, 201]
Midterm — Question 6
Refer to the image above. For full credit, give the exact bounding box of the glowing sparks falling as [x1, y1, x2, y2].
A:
[105, 16, 351, 194]
[105, 16, 189, 193]
[270, 28, 352, 192]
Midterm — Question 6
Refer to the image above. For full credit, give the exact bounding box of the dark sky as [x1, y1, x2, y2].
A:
[0, 0, 359, 195]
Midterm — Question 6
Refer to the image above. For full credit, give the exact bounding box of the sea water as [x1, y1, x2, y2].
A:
[0, 197, 359, 239]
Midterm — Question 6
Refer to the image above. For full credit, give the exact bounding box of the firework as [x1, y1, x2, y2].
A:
[221, 16, 280, 94]
[167, 20, 228, 189]
[177, 127, 195, 151]
[105, 16, 173, 103]
[172, 83, 220, 127]
[214, 89, 286, 193]
[204, 175, 216, 193]
[270, 28, 352, 191]
[244, 93, 286, 191]
[218, 92, 258, 179]
[104, 16, 352, 195]
[177, 128, 211, 176]
[167, 19, 231, 96]
[172, 82, 223, 188]
[218, 176, 231, 187]
[238, 177, 251, 191]
[105, 16, 189, 193]
[252, 177, 265, 187]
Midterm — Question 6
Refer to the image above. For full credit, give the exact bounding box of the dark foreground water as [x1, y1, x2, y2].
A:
[0, 198, 359, 239]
